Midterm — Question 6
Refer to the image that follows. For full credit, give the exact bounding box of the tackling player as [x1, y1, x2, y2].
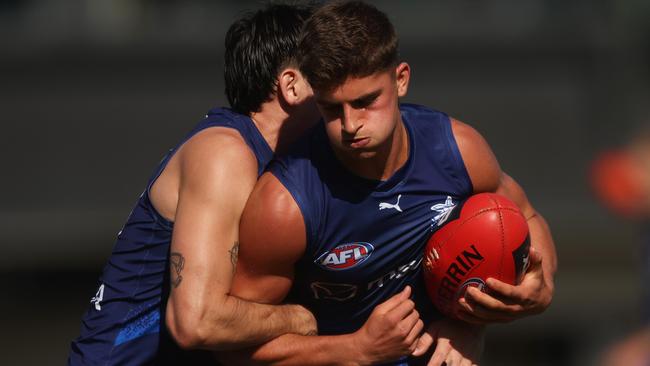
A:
[229, 1, 557, 365]
[70, 4, 322, 364]
[69, 4, 425, 364]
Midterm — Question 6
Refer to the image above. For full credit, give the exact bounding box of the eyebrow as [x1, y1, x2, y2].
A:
[316, 89, 382, 107]
[352, 90, 382, 106]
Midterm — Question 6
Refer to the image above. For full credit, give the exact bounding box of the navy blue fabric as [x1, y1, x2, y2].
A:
[269, 104, 473, 365]
[69, 107, 272, 365]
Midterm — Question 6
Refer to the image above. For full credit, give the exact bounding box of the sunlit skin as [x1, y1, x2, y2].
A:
[315, 62, 411, 181]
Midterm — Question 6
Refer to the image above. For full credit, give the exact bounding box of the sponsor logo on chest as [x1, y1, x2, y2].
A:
[315, 242, 374, 270]
[430, 195, 457, 228]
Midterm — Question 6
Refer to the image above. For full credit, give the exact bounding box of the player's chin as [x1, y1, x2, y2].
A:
[357, 150, 380, 159]
[341, 145, 378, 159]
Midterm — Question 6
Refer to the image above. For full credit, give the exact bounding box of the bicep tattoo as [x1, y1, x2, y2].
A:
[228, 241, 239, 275]
[170, 252, 185, 288]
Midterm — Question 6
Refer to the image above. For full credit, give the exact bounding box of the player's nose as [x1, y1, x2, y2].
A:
[341, 104, 362, 134]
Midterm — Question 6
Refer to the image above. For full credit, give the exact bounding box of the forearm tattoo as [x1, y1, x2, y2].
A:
[228, 241, 239, 275]
[170, 252, 185, 288]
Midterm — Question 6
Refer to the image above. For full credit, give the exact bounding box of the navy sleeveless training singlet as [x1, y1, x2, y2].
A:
[69, 108, 273, 365]
[269, 104, 474, 365]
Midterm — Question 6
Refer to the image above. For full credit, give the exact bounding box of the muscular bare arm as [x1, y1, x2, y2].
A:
[223, 173, 424, 365]
[156, 128, 315, 351]
[450, 119, 557, 323]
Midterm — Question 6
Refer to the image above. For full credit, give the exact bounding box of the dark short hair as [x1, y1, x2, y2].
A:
[297, 1, 399, 92]
[224, 3, 312, 115]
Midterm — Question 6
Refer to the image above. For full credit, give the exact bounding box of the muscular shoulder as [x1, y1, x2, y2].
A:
[240, 173, 305, 260]
[150, 126, 258, 222]
[241, 172, 305, 250]
[233, 172, 306, 303]
[450, 118, 502, 193]
[174, 128, 257, 193]
[178, 127, 257, 174]
[179, 127, 257, 201]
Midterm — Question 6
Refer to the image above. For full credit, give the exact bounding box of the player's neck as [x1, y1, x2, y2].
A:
[336, 119, 409, 181]
[250, 100, 316, 155]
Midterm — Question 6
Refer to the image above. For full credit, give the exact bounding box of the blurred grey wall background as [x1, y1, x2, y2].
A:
[1, 0, 649, 365]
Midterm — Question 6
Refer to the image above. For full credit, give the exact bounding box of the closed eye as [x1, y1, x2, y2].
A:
[350, 91, 380, 109]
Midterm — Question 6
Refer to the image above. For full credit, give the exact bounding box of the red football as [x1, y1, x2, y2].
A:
[423, 193, 530, 319]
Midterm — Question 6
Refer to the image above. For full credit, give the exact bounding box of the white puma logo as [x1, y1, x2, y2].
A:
[379, 194, 403, 212]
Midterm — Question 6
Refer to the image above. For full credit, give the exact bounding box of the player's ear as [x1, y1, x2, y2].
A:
[395, 62, 410, 98]
[278, 68, 312, 106]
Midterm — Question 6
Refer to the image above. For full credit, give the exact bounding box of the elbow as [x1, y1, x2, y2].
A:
[165, 303, 210, 350]
[165, 301, 235, 351]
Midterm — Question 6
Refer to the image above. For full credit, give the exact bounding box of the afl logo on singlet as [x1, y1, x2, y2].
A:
[316, 242, 374, 270]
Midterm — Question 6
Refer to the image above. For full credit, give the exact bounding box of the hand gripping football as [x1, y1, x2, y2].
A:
[423, 193, 530, 318]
